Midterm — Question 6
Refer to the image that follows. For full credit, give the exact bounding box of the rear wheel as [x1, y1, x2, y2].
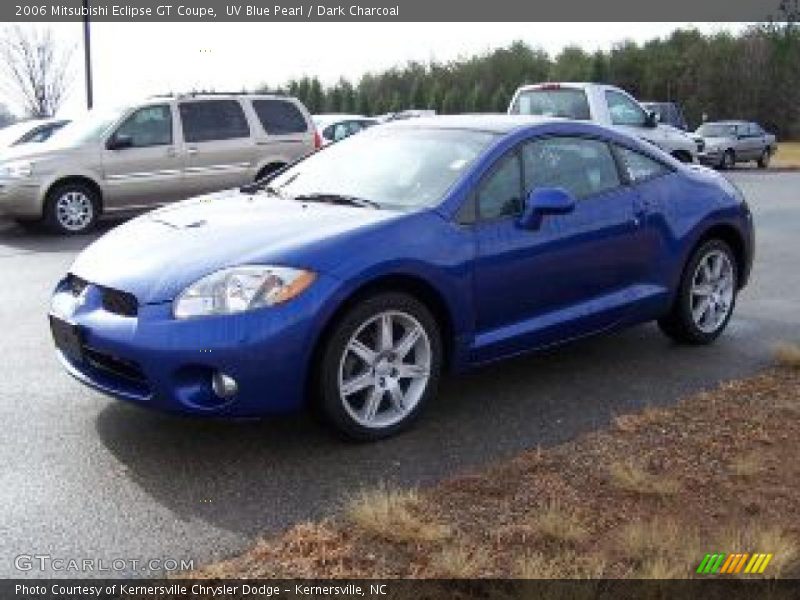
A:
[658, 239, 738, 345]
[757, 148, 770, 169]
[43, 182, 100, 235]
[314, 292, 442, 441]
[719, 149, 735, 170]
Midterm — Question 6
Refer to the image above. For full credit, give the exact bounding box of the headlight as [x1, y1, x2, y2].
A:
[0, 160, 34, 179]
[173, 266, 316, 319]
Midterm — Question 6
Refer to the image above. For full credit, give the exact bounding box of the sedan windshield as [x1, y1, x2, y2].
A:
[269, 127, 497, 210]
[53, 106, 127, 146]
[696, 123, 737, 137]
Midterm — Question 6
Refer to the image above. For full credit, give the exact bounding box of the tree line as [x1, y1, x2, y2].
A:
[263, 19, 800, 139]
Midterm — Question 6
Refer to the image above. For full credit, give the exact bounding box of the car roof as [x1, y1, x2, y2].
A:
[704, 120, 749, 126]
[381, 114, 562, 134]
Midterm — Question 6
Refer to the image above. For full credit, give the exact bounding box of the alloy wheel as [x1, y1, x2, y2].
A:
[55, 191, 94, 232]
[337, 310, 431, 429]
[690, 249, 735, 334]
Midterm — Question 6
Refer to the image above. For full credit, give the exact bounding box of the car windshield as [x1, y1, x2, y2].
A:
[269, 127, 497, 210]
[696, 123, 737, 137]
[0, 122, 36, 147]
[510, 88, 591, 120]
[52, 107, 127, 146]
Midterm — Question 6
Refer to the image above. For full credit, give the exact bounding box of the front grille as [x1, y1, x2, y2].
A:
[83, 346, 147, 384]
[101, 288, 139, 317]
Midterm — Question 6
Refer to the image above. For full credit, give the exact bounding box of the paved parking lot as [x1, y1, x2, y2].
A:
[1, 171, 798, 578]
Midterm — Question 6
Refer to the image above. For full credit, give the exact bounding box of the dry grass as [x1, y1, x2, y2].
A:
[775, 342, 800, 368]
[729, 451, 763, 478]
[344, 484, 450, 544]
[429, 542, 489, 577]
[191, 363, 800, 581]
[774, 142, 800, 168]
[526, 497, 588, 543]
[608, 461, 681, 497]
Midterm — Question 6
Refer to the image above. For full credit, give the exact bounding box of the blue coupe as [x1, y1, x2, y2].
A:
[49, 116, 754, 440]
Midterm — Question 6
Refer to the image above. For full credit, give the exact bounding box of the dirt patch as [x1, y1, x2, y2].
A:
[191, 358, 800, 579]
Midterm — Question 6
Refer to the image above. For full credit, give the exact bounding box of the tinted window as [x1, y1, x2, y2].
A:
[748, 123, 763, 136]
[510, 88, 590, 120]
[477, 153, 523, 220]
[616, 145, 670, 183]
[251, 99, 308, 135]
[605, 90, 647, 127]
[179, 100, 249, 143]
[113, 105, 172, 147]
[523, 137, 621, 199]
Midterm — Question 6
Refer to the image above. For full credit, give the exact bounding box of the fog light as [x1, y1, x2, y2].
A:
[211, 371, 238, 398]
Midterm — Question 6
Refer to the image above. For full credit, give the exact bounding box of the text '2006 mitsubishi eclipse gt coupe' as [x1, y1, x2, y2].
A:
[49, 116, 754, 440]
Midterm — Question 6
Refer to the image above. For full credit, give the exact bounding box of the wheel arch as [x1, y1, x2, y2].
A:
[254, 160, 288, 181]
[307, 272, 458, 398]
[691, 223, 748, 289]
[45, 176, 104, 214]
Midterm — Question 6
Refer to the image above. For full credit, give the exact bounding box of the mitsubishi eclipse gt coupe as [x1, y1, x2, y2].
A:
[49, 116, 754, 440]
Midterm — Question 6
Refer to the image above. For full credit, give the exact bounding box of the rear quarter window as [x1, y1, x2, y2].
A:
[251, 99, 308, 135]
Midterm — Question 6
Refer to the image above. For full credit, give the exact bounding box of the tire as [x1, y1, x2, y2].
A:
[757, 148, 770, 169]
[719, 149, 735, 170]
[658, 239, 738, 345]
[43, 182, 100, 235]
[314, 292, 443, 441]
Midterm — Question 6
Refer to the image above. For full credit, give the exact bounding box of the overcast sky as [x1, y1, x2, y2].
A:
[2, 22, 744, 118]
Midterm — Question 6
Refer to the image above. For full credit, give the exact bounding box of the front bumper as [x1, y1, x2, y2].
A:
[0, 178, 44, 217]
[49, 274, 336, 417]
[697, 149, 724, 165]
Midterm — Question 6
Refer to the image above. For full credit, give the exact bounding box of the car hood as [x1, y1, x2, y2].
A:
[0, 137, 87, 163]
[69, 191, 401, 304]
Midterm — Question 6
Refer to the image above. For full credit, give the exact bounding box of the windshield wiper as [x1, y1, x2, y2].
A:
[293, 193, 380, 209]
[239, 181, 284, 196]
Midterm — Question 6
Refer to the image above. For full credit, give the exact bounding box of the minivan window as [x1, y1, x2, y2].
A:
[251, 99, 308, 135]
[179, 100, 250, 143]
[510, 88, 590, 120]
[523, 137, 620, 199]
[605, 90, 647, 127]
[113, 105, 172, 147]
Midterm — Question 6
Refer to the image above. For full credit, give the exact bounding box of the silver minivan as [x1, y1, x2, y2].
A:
[0, 93, 318, 234]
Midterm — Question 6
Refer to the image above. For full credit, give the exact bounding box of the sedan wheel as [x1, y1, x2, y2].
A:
[316, 293, 442, 440]
[757, 149, 770, 169]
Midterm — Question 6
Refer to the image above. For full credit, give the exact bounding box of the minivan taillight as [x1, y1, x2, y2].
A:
[313, 130, 322, 150]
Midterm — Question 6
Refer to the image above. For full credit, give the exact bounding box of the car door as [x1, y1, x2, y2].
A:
[178, 99, 257, 195]
[101, 104, 186, 209]
[470, 135, 647, 362]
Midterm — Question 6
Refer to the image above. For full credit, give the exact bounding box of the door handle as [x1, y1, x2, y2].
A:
[186, 147, 198, 156]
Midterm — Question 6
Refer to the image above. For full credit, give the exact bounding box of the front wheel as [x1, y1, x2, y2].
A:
[719, 149, 735, 170]
[43, 182, 100, 234]
[314, 292, 442, 441]
[658, 239, 738, 345]
[757, 148, 770, 169]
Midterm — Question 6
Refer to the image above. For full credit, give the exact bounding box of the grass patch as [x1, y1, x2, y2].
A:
[608, 461, 680, 497]
[344, 483, 450, 544]
[191, 360, 800, 579]
[774, 142, 800, 168]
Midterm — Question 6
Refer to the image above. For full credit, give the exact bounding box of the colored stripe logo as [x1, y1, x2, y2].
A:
[696, 552, 773, 574]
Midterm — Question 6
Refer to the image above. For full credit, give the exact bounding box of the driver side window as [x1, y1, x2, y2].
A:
[113, 105, 173, 148]
[477, 152, 523, 220]
[605, 90, 647, 127]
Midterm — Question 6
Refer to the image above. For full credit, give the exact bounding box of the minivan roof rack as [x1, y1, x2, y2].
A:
[150, 91, 286, 99]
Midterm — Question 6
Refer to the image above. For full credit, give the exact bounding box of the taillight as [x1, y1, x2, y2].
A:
[313, 130, 322, 150]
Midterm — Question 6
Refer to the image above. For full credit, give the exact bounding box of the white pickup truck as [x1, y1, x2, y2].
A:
[508, 82, 697, 163]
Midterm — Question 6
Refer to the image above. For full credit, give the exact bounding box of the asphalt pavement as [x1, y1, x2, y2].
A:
[1, 170, 798, 578]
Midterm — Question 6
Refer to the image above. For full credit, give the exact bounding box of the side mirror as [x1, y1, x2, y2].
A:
[645, 111, 658, 128]
[106, 134, 133, 150]
[517, 187, 576, 230]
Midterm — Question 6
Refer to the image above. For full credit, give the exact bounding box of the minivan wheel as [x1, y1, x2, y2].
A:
[315, 292, 442, 441]
[757, 148, 770, 169]
[43, 183, 100, 234]
[658, 239, 738, 345]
